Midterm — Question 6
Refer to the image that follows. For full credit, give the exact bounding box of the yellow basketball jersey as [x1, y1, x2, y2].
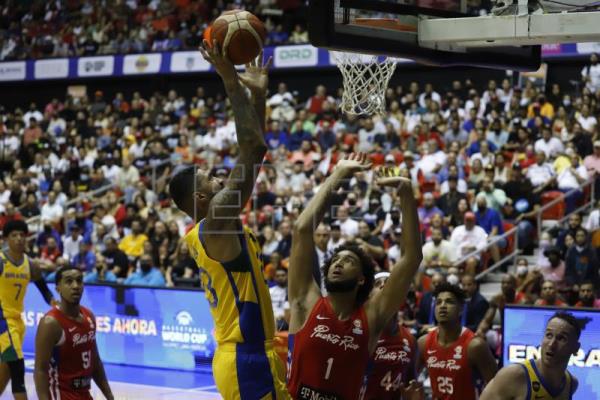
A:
[0, 252, 31, 319]
[184, 221, 276, 345]
[522, 359, 573, 400]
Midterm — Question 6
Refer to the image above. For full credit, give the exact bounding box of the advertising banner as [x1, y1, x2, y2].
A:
[123, 53, 162, 75]
[22, 285, 215, 371]
[170, 51, 211, 72]
[274, 44, 319, 68]
[0, 61, 26, 81]
[78, 56, 115, 77]
[503, 306, 600, 400]
[34, 59, 69, 79]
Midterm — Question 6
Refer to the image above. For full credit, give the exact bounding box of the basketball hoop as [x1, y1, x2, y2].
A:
[332, 51, 397, 116]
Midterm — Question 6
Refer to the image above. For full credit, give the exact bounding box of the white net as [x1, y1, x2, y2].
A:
[332, 51, 397, 116]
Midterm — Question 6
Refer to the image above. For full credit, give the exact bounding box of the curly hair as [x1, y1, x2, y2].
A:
[433, 282, 466, 305]
[323, 243, 375, 306]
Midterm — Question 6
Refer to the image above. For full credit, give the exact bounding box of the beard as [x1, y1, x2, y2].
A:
[325, 276, 359, 293]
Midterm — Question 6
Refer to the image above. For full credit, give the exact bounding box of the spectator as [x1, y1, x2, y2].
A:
[539, 246, 566, 289]
[386, 228, 403, 267]
[39, 236, 62, 277]
[534, 280, 566, 306]
[422, 227, 456, 271]
[449, 212, 488, 274]
[534, 125, 564, 160]
[71, 242, 96, 273]
[574, 281, 600, 308]
[418, 193, 444, 234]
[62, 225, 83, 262]
[119, 219, 149, 259]
[21, 192, 40, 218]
[437, 176, 467, 218]
[460, 274, 489, 333]
[565, 228, 599, 288]
[584, 141, 600, 199]
[103, 237, 130, 279]
[581, 53, 600, 93]
[526, 151, 555, 192]
[275, 221, 293, 259]
[83, 254, 118, 284]
[40, 191, 64, 225]
[166, 241, 198, 288]
[355, 221, 385, 263]
[336, 206, 359, 238]
[556, 152, 588, 213]
[556, 213, 583, 253]
[269, 268, 289, 331]
[123, 254, 166, 287]
[327, 221, 345, 254]
[474, 176, 506, 212]
[474, 195, 505, 264]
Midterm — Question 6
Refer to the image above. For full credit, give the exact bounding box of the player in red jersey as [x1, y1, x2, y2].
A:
[361, 272, 417, 400]
[34, 267, 113, 400]
[287, 155, 423, 400]
[417, 283, 497, 400]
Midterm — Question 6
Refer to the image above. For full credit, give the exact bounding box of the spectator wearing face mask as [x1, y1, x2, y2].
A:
[123, 254, 166, 287]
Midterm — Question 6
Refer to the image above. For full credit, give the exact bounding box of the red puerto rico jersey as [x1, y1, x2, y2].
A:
[361, 325, 416, 400]
[46, 306, 96, 400]
[424, 327, 476, 400]
[287, 297, 370, 400]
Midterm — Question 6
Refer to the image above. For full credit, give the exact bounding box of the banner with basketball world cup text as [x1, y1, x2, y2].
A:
[21, 284, 216, 371]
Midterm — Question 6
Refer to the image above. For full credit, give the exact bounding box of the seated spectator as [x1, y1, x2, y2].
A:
[474, 176, 506, 212]
[538, 246, 566, 289]
[123, 254, 166, 287]
[355, 221, 385, 264]
[556, 213, 583, 253]
[534, 125, 564, 159]
[21, 193, 40, 218]
[534, 280, 566, 306]
[474, 195, 505, 264]
[565, 228, 599, 287]
[62, 225, 83, 262]
[460, 274, 489, 333]
[437, 175, 467, 218]
[386, 228, 403, 267]
[40, 190, 63, 226]
[83, 254, 118, 284]
[39, 236, 61, 277]
[119, 219, 149, 260]
[422, 227, 456, 272]
[418, 193, 444, 234]
[526, 151, 556, 192]
[449, 212, 488, 274]
[559, 152, 589, 211]
[583, 140, 600, 199]
[103, 237, 130, 279]
[476, 274, 526, 345]
[269, 267, 290, 331]
[574, 281, 600, 308]
[70, 242, 96, 274]
[166, 241, 198, 288]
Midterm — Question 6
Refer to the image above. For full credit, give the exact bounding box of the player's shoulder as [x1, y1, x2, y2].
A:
[570, 371, 579, 394]
[496, 363, 528, 385]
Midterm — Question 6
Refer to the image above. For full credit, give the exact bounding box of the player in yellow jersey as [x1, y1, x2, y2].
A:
[168, 41, 288, 400]
[0, 220, 56, 399]
[481, 311, 582, 400]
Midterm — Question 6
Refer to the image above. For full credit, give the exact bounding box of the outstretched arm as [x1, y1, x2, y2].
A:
[199, 41, 268, 262]
[368, 169, 423, 337]
[468, 336, 498, 385]
[288, 153, 372, 333]
[30, 260, 56, 306]
[480, 364, 526, 400]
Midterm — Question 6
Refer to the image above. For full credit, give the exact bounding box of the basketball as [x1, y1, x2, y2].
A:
[208, 10, 267, 65]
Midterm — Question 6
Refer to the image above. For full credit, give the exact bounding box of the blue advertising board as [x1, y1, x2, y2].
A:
[503, 306, 600, 400]
[0, 42, 597, 82]
[21, 284, 216, 371]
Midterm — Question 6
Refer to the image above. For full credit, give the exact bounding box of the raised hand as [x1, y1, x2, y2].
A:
[199, 39, 237, 84]
[238, 50, 272, 98]
[375, 167, 413, 197]
[335, 152, 373, 177]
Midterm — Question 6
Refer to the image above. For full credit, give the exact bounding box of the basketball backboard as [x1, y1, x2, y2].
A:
[309, 0, 564, 71]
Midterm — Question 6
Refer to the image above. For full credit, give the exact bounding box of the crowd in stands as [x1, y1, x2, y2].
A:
[0, 41, 599, 351]
[0, 0, 309, 61]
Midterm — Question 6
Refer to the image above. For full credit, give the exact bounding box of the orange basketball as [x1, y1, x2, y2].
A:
[208, 10, 267, 65]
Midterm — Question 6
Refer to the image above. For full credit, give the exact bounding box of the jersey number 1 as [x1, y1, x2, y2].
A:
[324, 358, 334, 380]
[82, 350, 92, 369]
